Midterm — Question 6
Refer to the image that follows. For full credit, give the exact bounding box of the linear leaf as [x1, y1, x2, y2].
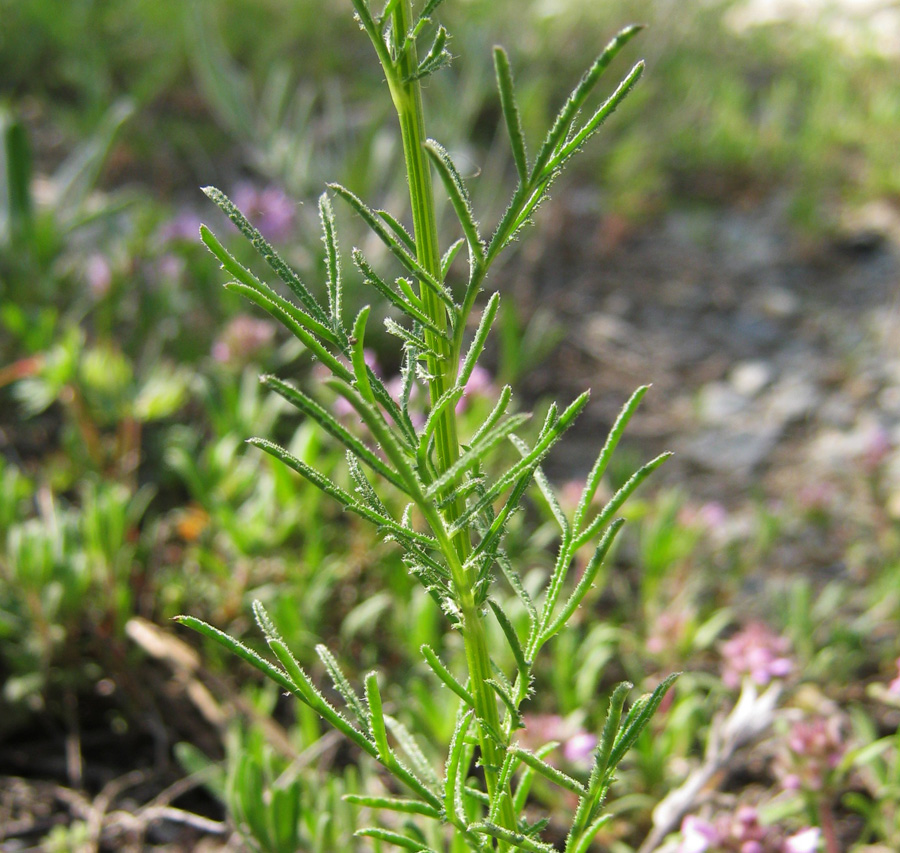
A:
[355, 827, 437, 851]
[266, 637, 379, 760]
[365, 671, 392, 764]
[328, 183, 455, 310]
[444, 709, 473, 824]
[173, 615, 293, 693]
[509, 746, 587, 796]
[542, 518, 625, 643]
[377, 208, 417, 253]
[512, 741, 557, 814]
[319, 192, 342, 329]
[316, 644, 369, 729]
[441, 238, 465, 278]
[530, 25, 644, 182]
[573, 385, 648, 532]
[546, 61, 644, 174]
[493, 47, 529, 183]
[451, 392, 589, 534]
[385, 317, 435, 355]
[261, 374, 406, 491]
[202, 186, 328, 325]
[248, 437, 435, 546]
[351, 306, 376, 403]
[469, 383, 512, 448]
[575, 452, 672, 549]
[353, 249, 446, 337]
[458, 291, 500, 389]
[425, 412, 531, 499]
[420, 644, 475, 708]
[487, 599, 529, 682]
[471, 822, 556, 853]
[385, 714, 441, 790]
[606, 672, 679, 772]
[424, 139, 485, 263]
[406, 26, 451, 82]
[486, 678, 523, 729]
[343, 795, 441, 818]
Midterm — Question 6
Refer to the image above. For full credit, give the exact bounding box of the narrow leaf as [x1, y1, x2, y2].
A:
[575, 452, 672, 549]
[385, 714, 441, 790]
[444, 709, 474, 824]
[574, 385, 648, 532]
[202, 186, 329, 325]
[377, 208, 417, 253]
[451, 392, 589, 534]
[365, 671, 392, 764]
[530, 24, 644, 182]
[542, 518, 625, 642]
[355, 827, 437, 851]
[471, 822, 556, 853]
[351, 306, 376, 403]
[424, 412, 531, 499]
[319, 192, 342, 328]
[546, 61, 644, 174]
[493, 46, 529, 183]
[328, 183, 455, 310]
[353, 249, 446, 337]
[458, 291, 500, 389]
[343, 794, 441, 818]
[316, 644, 369, 730]
[509, 746, 587, 796]
[606, 673, 679, 772]
[173, 615, 293, 693]
[487, 599, 529, 682]
[424, 139, 485, 263]
[421, 644, 475, 708]
[261, 375, 406, 491]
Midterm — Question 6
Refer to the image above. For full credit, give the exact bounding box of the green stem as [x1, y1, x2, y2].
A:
[387, 2, 516, 846]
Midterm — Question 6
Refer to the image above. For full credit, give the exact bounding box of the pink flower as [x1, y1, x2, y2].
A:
[232, 182, 296, 243]
[160, 208, 203, 243]
[782, 827, 820, 853]
[211, 315, 276, 364]
[84, 254, 112, 298]
[563, 731, 597, 765]
[888, 658, 900, 696]
[720, 622, 794, 689]
[678, 815, 720, 853]
[774, 716, 846, 793]
[455, 363, 494, 413]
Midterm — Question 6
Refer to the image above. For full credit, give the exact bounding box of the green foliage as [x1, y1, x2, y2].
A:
[181, 2, 675, 849]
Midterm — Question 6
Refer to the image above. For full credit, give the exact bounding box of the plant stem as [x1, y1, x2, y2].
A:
[388, 2, 516, 845]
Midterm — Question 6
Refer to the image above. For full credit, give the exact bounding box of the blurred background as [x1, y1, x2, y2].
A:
[1, 0, 899, 850]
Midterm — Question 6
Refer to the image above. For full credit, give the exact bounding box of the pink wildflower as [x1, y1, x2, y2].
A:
[211, 315, 276, 364]
[232, 182, 296, 243]
[720, 622, 794, 689]
[887, 658, 900, 696]
[678, 815, 720, 853]
[84, 254, 112, 298]
[456, 363, 494, 413]
[562, 731, 597, 765]
[774, 716, 846, 793]
[160, 209, 203, 243]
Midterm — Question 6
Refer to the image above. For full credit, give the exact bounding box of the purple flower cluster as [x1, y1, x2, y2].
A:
[211, 315, 276, 365]
[720, 623, 794, 690]
[774, 715, 846, 793]
[231, 182, 296, 243]
[678, 808, 820, 853]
